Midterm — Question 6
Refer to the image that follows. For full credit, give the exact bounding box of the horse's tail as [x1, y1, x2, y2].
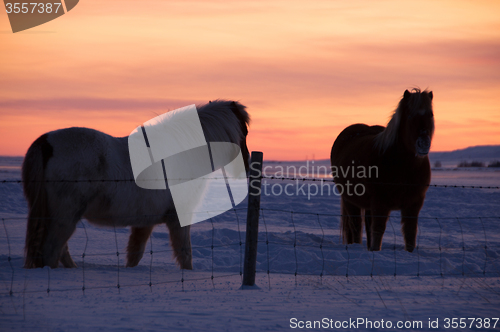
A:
[228, 101, 251, 172]
[22, 133, 53, 268]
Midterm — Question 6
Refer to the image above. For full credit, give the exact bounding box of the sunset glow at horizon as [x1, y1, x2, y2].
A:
[1, 0, 499, 160]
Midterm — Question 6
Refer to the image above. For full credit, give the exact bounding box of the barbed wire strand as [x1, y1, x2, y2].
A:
[455, 217, 466, 277]
[416, 221, 422, 277]
[388, 217, 397, 277]
[370, 251, 375, 278]
[260, 209, 271, 290]
[345, 243, 350, 282]
[22, 268, 27, 320]
[2, 217, 18, 316]
[233, 208, 243, 282]
[0, 208, 499, 298]
[3, 210, 500, 222]
[5, 230, 500, 268]
[259, 175, 500, 190]
[464, 264, 500, 298]
[0, 245, 496, 293]
[210, 217, 215, 289]
[458, 266, 493, 303]
[113, 222, 121, 293]
[46, 265, 51, 296]
[149, 233, 153, 292]
[435, 217, 443, 279]
[377, 274, 410, 319]
[478, 217, 488, 275]
[181, 266, 184, 292]
[80, 220, 89, 294]
[489, 218, 500, 276]
[316, 214, 325, 285]
[290, 211, 298, 287]
[4, 273, 242, 296]
[2, 218, 14, 296]
[369, 276, 388, 310]
[2, 176, 500, 190]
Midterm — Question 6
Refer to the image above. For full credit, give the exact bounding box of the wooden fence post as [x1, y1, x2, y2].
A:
[242, 151, 263, 287]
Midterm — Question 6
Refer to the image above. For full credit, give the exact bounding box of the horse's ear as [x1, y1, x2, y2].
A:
[428, 91, 433, 100]
[403, 90, 411, 99]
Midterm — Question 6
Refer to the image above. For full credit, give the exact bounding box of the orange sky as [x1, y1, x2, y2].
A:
[1, 0, 499, 160]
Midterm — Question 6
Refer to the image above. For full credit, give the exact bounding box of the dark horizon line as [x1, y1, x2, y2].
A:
[1, 144, 499, 161]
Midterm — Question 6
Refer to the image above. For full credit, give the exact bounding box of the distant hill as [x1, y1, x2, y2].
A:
[263, 145, 500, 169]
[429, 145, 500, 162]
[2, 145, 500, 166]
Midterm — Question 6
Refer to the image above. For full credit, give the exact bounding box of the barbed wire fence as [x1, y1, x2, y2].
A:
[2, 212, 500, 294]
[1, 151, 500, 300]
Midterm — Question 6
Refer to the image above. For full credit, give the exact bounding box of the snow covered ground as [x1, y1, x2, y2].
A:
[1, 156, 500, 331]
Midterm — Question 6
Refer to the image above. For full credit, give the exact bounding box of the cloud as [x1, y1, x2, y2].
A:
[0, 98, 204, 114]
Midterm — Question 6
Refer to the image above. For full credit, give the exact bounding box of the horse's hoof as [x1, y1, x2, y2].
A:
[180, 261, 193, 270]
[405, 246, 415, 253]
[125, 261, 139, 268]
[125, 253, 142, 267]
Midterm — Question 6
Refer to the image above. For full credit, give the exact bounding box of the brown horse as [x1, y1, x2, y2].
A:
[330, 89, 434, 252]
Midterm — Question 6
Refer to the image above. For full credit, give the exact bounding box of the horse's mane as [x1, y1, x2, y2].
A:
[374, 88, 433, 153]
[197, 100, 250, 144]
[151, 100, 250, 146]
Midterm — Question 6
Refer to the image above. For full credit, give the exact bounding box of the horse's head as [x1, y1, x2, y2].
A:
[399, 89, 434, 157]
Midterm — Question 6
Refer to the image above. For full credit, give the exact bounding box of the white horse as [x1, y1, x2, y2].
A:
[22, 100, 250, 269]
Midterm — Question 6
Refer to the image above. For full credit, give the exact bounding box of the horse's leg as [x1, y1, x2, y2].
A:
[59, 243, 77, 268]
[401, 202, 423, 252]
[341, 198, 363, 244]
[42, 215, 79, 268]
[40, 191, 87, 268]
[365, 209, 372, 249]
[126, 226, 154, 267]
[368, 207, 390, 251]
[165, 215, 192, 270]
